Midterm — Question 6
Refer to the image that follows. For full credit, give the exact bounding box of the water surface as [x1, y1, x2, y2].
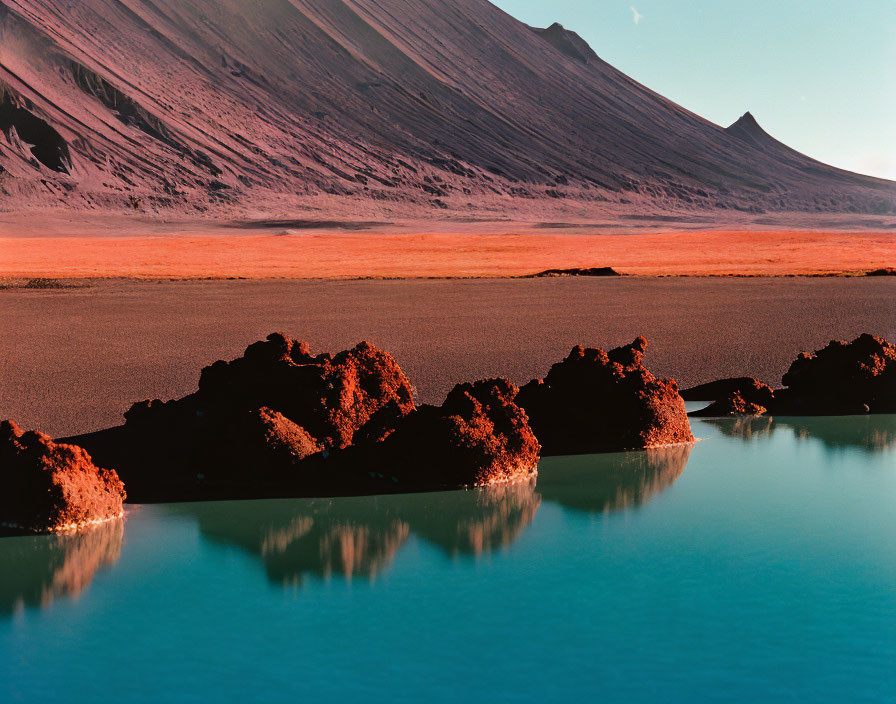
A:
[2, 415, 894, 702]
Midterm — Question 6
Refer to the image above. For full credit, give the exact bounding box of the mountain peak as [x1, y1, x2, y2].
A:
[726, 111, 777, 146]
[531, 22, 600, 64]
[0, 0, 892, 216]
[729, 111, 761, 132]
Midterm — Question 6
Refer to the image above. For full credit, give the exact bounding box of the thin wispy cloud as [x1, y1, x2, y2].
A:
[630, 6, 643, 25]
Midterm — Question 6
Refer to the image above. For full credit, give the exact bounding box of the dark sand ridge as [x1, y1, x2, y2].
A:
[1, 277, 893, 437]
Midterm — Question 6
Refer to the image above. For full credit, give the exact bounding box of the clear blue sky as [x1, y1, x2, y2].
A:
[492, 0, 896, 181]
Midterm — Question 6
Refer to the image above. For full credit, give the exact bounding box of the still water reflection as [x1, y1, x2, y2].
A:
[707, 413, 896, 452]
[157, 443, 691, 586]
[4, 415, 891, 610]
[537, 443, 692, 514]
[2, 416, 894, 703]
[168, 482, 541, 585]
[155, 443, 686, 586]
[0, 444, 693, 606]
[0, 519, 123, 616]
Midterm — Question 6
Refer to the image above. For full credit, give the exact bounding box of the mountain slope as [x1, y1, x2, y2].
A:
[0, 0, 893, 217]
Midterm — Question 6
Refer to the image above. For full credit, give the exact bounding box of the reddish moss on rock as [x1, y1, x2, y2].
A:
[1, 420, 125, 534]
[777, 334, 896, 414]
[232, 407, 323, 467]
[87, 335, 417, 500]
[690, 391, 768, 418]
[516, 336, 694, 455]
[689, 334, 895, 417]
[344, 378, 541, 489]
[682, 377, 775, 407]
[131, 333, 416, 450]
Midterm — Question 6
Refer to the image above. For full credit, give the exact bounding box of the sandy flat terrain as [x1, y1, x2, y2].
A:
[1, 277, 892, 437]
[2, 229, 894, 278]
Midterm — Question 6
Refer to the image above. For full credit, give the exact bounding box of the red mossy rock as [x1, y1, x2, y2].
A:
[775, 334, 896, 414]
[77, 335, 416, 501]
[0, 420, 125, 534]
[690, 391, 768, 418]
[340, 378, 541, 490]
[128, 333, 415, 450]
[77, 408, 326, 503]
[691, 334, 896, 417]
[230, 407, 323, 468]
[351, 400, 415, 445]
[72, 335, 535, 500]
[196, 334, 415, 449]
[682, 377, 775, 407]
[687, 378, 774, 417]
[515, 337, 694, 455]
[92, 335, 539, 499]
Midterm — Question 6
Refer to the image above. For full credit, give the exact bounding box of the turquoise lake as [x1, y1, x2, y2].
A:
[2, 414, 894, 702]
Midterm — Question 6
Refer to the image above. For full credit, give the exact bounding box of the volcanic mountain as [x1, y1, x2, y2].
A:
[0, 0, 893, 218]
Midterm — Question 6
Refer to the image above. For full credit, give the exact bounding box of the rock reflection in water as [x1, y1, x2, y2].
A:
[0, 518, 123, 616]
[399, 481, 541, 557]
[536, 444, 693, 514]
[722, 415, 775, 441]
[173, 498, 410, 585]
[171, 481, 541, 587]
[174, 445, 693, 586]
[705, 414, 896, 452]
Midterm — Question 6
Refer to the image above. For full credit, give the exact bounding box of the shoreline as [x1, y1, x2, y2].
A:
[0, 512, 125, 537]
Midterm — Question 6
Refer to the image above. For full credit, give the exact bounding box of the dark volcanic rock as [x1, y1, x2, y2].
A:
[190, 333, 415, 449]
[516, 337, 694, 455]
[340, 378, 541, 490]
[525, 267, 622, 278]
[74, 334, 415, 501]
[1, 420, 125, 534]
[775, 334, 896, 414]
[690, 391, 769, 418]
[71, 335, 540, 501]
[681, 377, 775, 405]
[689, 334, 896, 417]
[687, 378, 775, 417]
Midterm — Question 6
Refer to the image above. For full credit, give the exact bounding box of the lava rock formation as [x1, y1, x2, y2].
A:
[687, 334, 896, 417]
[515, 336, 694, 455]
[76, 334, 415, 501]
[335, 378, 541, 491]
[0, 420, 125, 534]
[71, 335, 539, 501]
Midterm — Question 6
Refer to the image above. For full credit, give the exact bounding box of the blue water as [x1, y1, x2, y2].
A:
[2, 414, 894, 703]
